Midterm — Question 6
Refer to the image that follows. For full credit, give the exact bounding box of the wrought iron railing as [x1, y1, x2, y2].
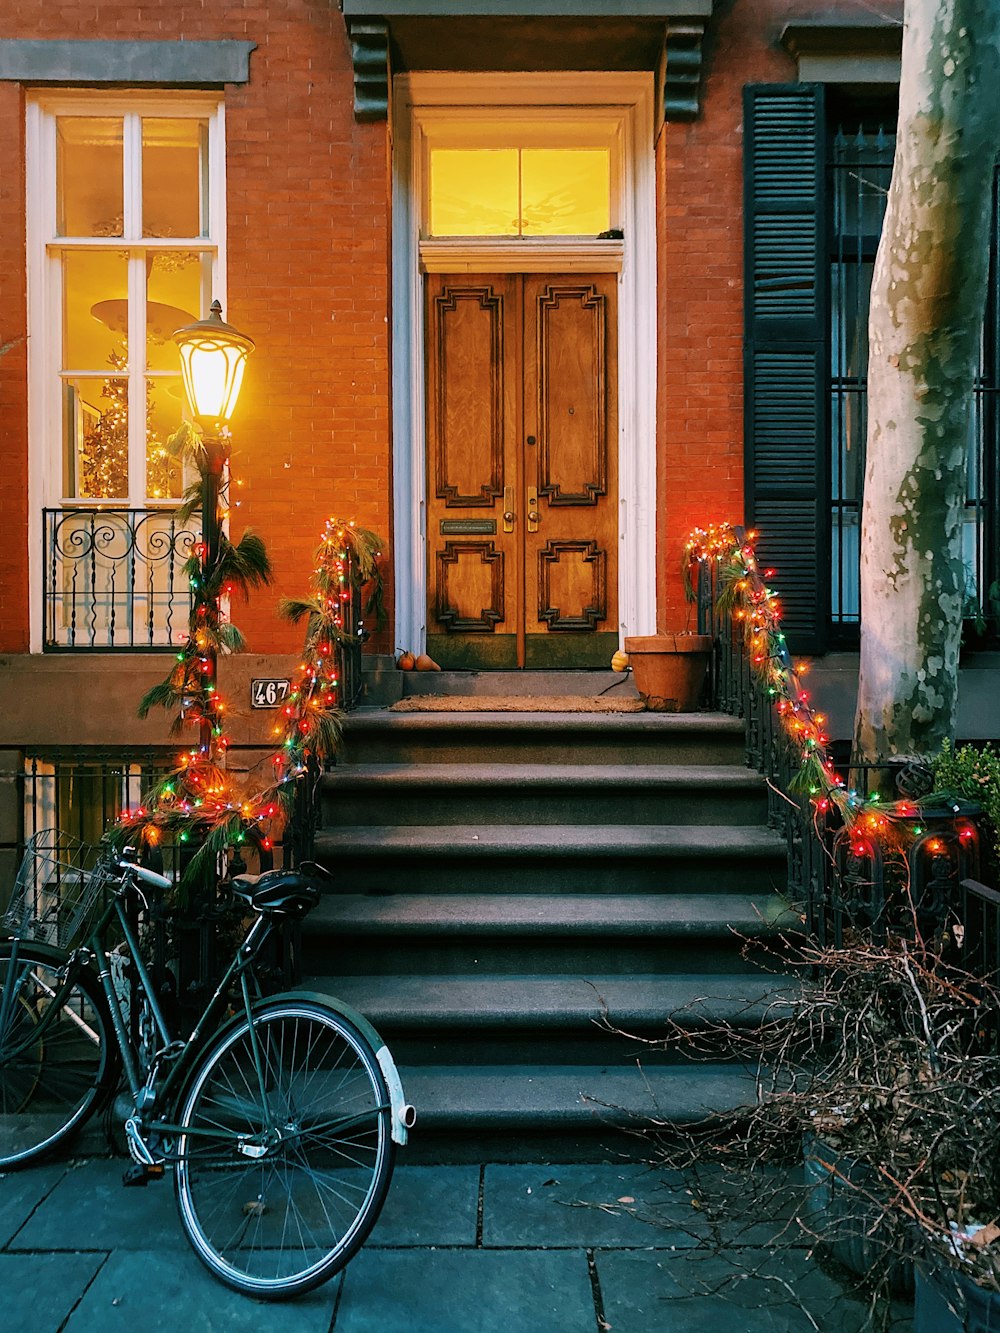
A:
[44, 507, 197, 651]
[336, 550, 368, 712]
[696, 530, 985, 954]
[8, 751, 302, 1017]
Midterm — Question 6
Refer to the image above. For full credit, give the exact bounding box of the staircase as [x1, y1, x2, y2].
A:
[304, 674, 793, 1160]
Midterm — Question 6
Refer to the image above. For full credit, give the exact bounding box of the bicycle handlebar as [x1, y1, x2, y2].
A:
[117, 858, 173, 892]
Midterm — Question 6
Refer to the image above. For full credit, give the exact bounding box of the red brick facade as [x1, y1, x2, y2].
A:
[656, 2, 793, 629]
[0, 3, 392, 656]
[0, 2, 849, 657]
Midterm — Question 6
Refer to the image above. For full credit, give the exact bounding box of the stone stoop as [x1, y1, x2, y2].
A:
[304, 701, 792, 1160]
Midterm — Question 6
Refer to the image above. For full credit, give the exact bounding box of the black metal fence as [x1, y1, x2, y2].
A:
[5, 751, 305, 1018]
[44, 507, 197, 651]
[696, 532, 987, 958]
[337, 549, 368, 712]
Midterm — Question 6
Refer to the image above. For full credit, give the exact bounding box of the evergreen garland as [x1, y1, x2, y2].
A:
[117, 514, 385, 886]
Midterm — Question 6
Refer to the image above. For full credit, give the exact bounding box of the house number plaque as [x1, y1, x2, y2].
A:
[251, 678, 292, 708]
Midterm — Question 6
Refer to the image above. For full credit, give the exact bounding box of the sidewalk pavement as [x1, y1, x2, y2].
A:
[1, 1152, 913, 1333]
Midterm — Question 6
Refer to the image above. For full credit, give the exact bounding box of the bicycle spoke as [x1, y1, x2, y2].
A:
[0, 945, 109, 1168]
[175, 1001, 395, 1296]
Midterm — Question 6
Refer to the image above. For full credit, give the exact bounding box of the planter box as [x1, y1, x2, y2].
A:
[916, 1263, 1000, 1333]
[802, 1134, 915, 1298]
[623, 633, 712, 712]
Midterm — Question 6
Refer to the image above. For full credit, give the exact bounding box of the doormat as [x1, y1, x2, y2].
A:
[389, 695, 646, 713]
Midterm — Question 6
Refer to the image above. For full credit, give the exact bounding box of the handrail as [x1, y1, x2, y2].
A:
[689, 524, 984, 951]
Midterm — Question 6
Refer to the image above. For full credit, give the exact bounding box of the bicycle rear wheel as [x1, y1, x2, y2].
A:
[174, 998, 395, 1298]
[0, 942, 113, 1168]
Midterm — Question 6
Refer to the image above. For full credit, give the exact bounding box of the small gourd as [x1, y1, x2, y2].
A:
[611, 650, 630, 673]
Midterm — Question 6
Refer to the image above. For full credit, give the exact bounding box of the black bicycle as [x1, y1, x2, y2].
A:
[0, 831, 414, 1299]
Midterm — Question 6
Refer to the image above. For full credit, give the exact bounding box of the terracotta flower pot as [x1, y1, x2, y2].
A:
[623, 633, 712, 712]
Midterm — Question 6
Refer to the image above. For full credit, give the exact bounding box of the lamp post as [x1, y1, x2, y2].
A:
[173, 300, 255, 759]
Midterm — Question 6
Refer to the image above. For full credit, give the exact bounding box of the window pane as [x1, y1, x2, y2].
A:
[63, 376, 129, 500]
[142, 119, 209, 238]
[146, 251, 211, 372]
[56, 118, 124, 237]
[62, 250, 129, 372]
[429, 149, 519, 236]
[145, 379, 185, 500]
[520, 149, 610, 236]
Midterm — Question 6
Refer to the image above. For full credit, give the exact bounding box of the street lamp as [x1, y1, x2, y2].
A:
[173, 300, 255, 757]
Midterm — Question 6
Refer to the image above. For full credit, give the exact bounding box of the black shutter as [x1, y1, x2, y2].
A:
[744, 83, 828, 655]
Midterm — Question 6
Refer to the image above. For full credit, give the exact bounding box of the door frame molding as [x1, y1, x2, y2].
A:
[391, 71, 658, 656]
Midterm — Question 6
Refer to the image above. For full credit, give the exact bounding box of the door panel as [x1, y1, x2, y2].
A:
[426, 275, 519, 668]
[426, 272, 617, 669]
[524, 275, 618, 667]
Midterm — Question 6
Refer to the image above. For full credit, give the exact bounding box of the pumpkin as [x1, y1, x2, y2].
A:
[397, 651, 415, 671]
[611, 650, 630, 673]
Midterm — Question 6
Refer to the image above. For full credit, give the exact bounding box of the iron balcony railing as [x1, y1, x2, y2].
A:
[43, 507, 198, 651]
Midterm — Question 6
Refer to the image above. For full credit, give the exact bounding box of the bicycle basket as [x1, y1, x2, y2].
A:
[3, 831, 116, 949]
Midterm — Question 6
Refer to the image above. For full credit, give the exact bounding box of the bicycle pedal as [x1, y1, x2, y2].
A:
[121, 1162, 165, 1188]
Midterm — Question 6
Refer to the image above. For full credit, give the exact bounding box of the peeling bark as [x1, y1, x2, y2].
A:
[854, 0, 1000, 766]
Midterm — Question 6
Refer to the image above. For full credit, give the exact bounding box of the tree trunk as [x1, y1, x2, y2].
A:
[854, 0, 1000, 768]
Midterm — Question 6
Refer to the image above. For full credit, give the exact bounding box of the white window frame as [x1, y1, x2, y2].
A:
[392, 72, 657, 654]
[26, 92, 226, 652]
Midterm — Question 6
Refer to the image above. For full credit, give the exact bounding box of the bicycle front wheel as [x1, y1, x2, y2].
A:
[174, 998, 396, 1299]
[0, 941, 113, 1168]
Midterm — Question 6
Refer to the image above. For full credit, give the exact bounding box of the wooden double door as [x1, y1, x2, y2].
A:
[426, 273, 618, 669]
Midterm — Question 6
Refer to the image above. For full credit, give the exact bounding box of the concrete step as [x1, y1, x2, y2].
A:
[341, 710, 748, 766]
[302, 972, 797, 1067]
[395, 1063, 758, 1138]
[321, 763, 768, 827]
[313, 823, 787, 893]
[306, 972, 797, 1030]
[302, 891, 799, 976]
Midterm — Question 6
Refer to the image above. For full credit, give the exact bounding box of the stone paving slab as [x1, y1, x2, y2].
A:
[335, 1248, 595, 1333]
[483, 1162, 706, 1248]
[0, 1161, 70, 1245]
[63, 1249, 338, 1331]
[368, 1164, 479, 1246]
[10, 1158, 182, 1251]
[0, 1252, 106, 1333]
[595, 1248, 912, 1332]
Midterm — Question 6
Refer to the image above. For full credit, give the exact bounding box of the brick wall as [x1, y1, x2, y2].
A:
[0, 2, 392, 656]
[0, 0, 892, 656]
[656, 1, 793, 629]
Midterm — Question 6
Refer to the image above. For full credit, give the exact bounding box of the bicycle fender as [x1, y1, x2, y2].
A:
[253, 990, 414, 1147]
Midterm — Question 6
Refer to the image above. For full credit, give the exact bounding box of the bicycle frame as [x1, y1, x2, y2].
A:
[6, 871, 282, 1149]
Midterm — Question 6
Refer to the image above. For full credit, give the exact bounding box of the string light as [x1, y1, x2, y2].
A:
[684, 522, 977, 865]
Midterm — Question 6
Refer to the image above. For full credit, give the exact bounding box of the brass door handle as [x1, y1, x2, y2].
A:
[527, 486, 539, 533]
[503, 486, 515, 533]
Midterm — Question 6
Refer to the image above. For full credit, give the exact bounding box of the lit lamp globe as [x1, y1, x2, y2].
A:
[173, 300, 255, 428]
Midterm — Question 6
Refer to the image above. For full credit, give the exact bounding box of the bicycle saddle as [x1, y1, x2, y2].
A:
[229, 867, 322, 917]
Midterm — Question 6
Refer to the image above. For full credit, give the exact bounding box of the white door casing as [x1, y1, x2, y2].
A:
[391, 72, 658, 657]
